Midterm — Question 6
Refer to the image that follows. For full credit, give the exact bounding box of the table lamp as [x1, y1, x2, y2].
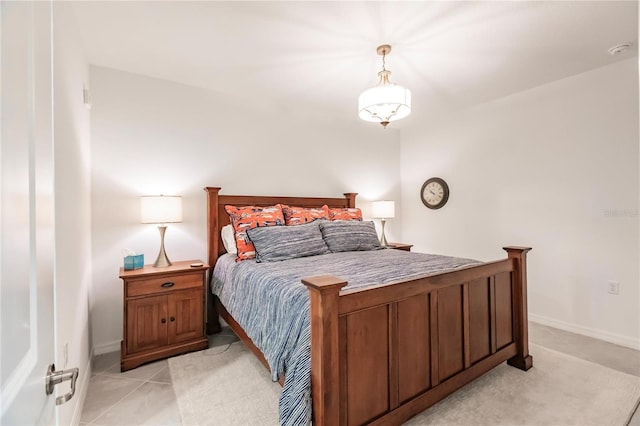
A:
[371, 200, 395, 247]
[140, 195, 182, 267]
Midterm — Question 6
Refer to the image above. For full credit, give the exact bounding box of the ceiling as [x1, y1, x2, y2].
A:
[70, 1, 638, 127]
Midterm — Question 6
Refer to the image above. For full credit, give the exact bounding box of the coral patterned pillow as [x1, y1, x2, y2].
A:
[329, 207, 363, 221]
[225, 204, 285, 261]
[281, 205, 330, 226]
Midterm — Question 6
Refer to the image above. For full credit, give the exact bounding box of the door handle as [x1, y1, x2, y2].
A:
[45, 364, 79, 405]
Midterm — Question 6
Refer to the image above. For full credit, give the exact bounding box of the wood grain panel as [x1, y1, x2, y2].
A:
[126, 294, 167, 354]
[397, 294, 431, 403]
[489, 277, 497, 353]
[495, 272, 513, 349]
[463, 284, 470, 369]
[347, 306, 389, 426]
[429, 292, 439, 387]
[437, 285, 464, 381]
[468, 278, 491, 364]
[388, 303, 399, 410]
[339, 317, 348, 426]
[168, 289, 203, 344]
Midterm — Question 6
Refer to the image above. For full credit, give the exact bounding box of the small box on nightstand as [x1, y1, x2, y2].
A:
[123, 254, 144, 270]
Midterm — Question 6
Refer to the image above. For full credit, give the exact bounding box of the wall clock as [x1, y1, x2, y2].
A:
[420, 177, 449, 209]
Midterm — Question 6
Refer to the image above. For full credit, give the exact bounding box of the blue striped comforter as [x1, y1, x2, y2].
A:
[212, 249, 479, 425]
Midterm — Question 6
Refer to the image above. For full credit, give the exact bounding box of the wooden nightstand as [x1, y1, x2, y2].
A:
[119, 260, 209, 371]
[386, 243, 413, 251]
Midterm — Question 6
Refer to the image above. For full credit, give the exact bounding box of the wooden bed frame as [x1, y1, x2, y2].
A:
[204, 187, 533, 425]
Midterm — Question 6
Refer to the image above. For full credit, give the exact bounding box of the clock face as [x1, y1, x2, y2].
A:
[421, 178, 449, 209]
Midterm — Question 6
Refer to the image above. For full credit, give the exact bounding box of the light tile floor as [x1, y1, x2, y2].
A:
[80, 323, 640, 425]
[80, 328, 239, 426]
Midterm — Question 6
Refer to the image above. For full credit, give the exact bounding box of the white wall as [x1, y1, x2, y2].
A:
[89, 66, 402, 352]
[401, 58, 639, 348]
[53, 3, 93, 424]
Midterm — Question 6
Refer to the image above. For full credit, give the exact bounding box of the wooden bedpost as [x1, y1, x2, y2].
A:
[503, 246, 533, 371]
[344, 193, 358, 208]
[204, 187, 222, 334]
[204, 187, 221, 270]
[302, 275, 347, 426]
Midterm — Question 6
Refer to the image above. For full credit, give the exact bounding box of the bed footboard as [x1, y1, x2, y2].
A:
[303, 247, 532, 426]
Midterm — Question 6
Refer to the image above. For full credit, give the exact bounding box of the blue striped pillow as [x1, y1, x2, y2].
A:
[319, 220, 381, 252]
[246, 221, 330, 263]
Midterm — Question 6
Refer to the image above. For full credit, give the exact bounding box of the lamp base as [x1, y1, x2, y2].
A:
[380, 219, 389, 247]
[153, 225, 172, 267]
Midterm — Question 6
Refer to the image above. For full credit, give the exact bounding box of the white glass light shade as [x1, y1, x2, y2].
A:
[358, 85, 411, 124]
[371, 200, 395, 219]
[140, 195, 183, 224]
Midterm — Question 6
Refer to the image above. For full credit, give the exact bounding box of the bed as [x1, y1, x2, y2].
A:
[204, 187, 533, 425]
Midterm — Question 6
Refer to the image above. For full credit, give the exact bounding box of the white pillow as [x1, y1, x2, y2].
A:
[221, 224, 237, 254]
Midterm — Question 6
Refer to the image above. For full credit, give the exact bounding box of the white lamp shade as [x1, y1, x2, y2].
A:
[371, 200, 395, 219]
[358, 85, 411, 123]
[140, 195, 183, 224]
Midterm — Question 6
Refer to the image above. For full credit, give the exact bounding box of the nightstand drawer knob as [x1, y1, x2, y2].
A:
[170, 317, 175, 322]
[161, 282, 175, 288]
[161, 318, 166, 324]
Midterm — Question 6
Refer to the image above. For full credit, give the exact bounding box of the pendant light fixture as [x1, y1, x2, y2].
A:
[358, 44, 411, 128]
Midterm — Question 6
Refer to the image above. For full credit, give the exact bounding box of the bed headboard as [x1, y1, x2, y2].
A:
[204, 187, 357, 269]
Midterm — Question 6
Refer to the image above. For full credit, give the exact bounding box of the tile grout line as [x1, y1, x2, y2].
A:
[84, 379, 147, 425]
[84, 360, 168, 424]
[87, 361, 175, 424]
[166, 360, 184, 426]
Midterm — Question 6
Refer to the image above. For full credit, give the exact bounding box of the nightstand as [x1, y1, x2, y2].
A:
[386, 243, 413, 252]
[119, 260, 209, 371]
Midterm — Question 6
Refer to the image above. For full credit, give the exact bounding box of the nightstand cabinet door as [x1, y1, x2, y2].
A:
[126, 295, 168, 354]
[168, 288, 204, 345]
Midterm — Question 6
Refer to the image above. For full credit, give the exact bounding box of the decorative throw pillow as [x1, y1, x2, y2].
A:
[225, 204, 285, 261]
[319, 220, 381, 252]
[220, 224, 237, 255]
[329, 207, 363, 221]
[247, 221, 330, 262]
[281, 204, 330, 226]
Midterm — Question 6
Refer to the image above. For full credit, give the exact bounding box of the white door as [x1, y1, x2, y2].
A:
[1, 1, 57, 424]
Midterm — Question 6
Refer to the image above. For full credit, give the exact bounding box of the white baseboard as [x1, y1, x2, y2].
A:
[70, 347, 93, 426]
[529, 314, 640, 350]
[93, 340, 121, 356]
